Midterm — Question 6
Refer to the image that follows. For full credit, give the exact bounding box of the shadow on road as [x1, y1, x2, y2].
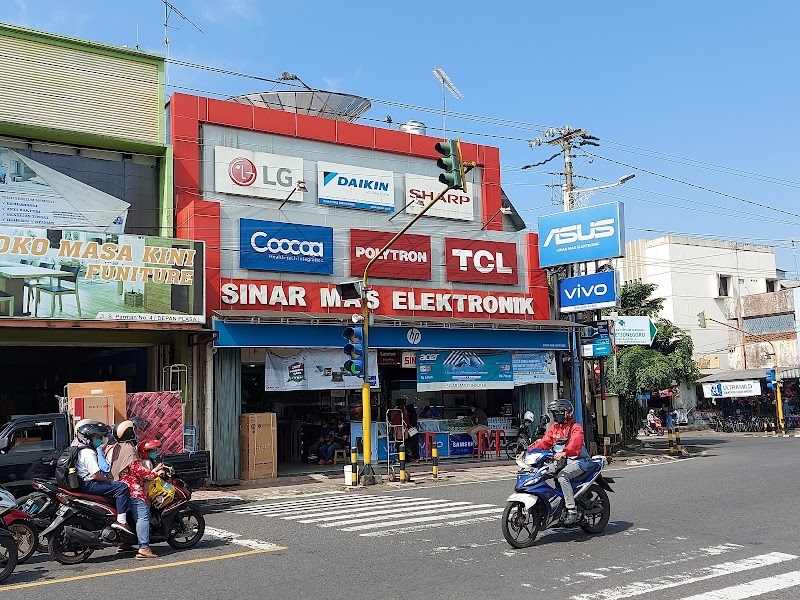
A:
[531, 520, 635, 546]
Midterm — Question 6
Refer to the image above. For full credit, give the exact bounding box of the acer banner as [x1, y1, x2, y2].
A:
[559, 271, 618, 313]
[537, 202, 626, 267]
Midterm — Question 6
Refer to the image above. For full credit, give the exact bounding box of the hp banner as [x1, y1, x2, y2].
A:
[239, 219, 334, 275]
[538, 202, 626, 267]
[417, 351, 513, 391]
[559, 271, 618, 313]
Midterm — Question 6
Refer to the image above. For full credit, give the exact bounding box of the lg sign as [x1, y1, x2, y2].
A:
[228, 157, 257, 186]
[445, 238, 518, 285]
[215, 146, 303, 201]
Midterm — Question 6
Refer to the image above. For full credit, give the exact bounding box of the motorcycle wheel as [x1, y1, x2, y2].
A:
[506, 440, 524, 460]
[48, 516, 95, 565]
[501, 501, 540, 548]
[0, 534, 18, 584]
[167, 509, 205, 549]
[579, 485, 611, 535]
[658, 427, 664, 436]
[7, 521, 37, 564]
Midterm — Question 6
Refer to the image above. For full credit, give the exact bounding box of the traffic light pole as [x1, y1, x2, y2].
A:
[701, 314, 786, 436]
[358, 184, 457, 485]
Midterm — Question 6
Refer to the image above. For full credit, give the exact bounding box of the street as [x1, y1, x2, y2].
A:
[3, 432, 799, 599]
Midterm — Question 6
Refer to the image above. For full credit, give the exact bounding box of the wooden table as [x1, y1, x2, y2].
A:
[0, 265, 72, 316]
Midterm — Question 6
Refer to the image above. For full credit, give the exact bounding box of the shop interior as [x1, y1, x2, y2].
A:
[0, 345, 149, 425]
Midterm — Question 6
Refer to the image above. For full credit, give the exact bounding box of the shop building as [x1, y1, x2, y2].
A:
[0, 24, 207, 429]
[170, 90, 574, 480]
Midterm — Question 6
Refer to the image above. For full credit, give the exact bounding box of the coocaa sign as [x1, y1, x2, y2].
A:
[559, 271, 618, 313]
[537, 202, 626, 267]
[239, 219, 334, 275]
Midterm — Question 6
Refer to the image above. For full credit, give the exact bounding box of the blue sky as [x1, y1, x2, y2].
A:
[6, 1, 800, 273]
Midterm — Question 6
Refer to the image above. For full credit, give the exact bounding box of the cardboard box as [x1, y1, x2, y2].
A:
[70, 396, 114, 426]
[67, 381, 127, 423]
[240, 413, 277, 480]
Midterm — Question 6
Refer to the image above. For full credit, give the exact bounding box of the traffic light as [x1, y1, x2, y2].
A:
[342, 326, 364, 377]
[434, 138, 465, 191]
[697, 311, 707, 329]
[766, 369, 776, 390]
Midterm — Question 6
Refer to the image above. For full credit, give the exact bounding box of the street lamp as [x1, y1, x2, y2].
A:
[570, 173, 635, 201]
[278, 180, 307, 210]
[481, 204, 512, 230]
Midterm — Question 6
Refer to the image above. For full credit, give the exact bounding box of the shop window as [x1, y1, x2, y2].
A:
[8, 424, 55, 453]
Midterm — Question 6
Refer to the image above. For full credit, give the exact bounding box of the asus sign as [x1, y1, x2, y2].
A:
[537, 202, 626, 267]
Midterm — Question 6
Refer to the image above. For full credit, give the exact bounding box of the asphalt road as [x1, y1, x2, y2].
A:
[3, 431, 800, 600]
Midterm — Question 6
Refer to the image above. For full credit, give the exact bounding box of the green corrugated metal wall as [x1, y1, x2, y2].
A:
[212, 347, 241, 481]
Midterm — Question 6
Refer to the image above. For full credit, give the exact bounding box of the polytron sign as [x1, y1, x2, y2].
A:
[214, 146, 304, 201]
[445, 238, 518, 285]
[349, 229, 431, 281]
[537, 202, 626, 267]
[238, 218, 333, 275]
[318, 162, 394, 212]
[404, 174, 474, 221]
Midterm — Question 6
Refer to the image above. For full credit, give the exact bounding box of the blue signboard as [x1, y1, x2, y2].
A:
[417, 351, 514, 391]
[559, 271, 618, 313]
[512, 351, 558, 384]
[239, 218, 334, 275]
[449, 433, 473, 456]
[537, 202, 626, 267]
[583, 335, 612, 357]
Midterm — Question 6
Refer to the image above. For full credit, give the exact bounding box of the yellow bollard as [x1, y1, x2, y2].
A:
[771, 422, 777, 437]
[399, 443, 408, 483]
[763, 421, 769, 437]
[667, 429, 675, 455]
[675, 428, 683, 456]
[350, 447, 358, 486]
[432, 446, 439, 480]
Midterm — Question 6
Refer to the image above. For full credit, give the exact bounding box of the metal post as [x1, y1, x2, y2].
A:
[675, 428, 683, 456]
[350, 447, 358, 486]
[667, 429, 675, 455]
[399, 443, 407, 483]
[432, 446, 439, 479]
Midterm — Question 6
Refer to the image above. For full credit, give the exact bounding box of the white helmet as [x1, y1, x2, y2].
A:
[523, 411, 535, 423]
[649, 408, 655, 415]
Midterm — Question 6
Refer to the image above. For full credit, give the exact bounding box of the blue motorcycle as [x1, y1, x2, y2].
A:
[502, 449, 615, 548]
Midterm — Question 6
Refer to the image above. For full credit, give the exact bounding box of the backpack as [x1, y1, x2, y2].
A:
[54, 446, 86, 490]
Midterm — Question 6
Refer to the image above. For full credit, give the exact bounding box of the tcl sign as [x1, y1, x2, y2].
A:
[445, 238, 518, 285]
[350, 229, 431, 281]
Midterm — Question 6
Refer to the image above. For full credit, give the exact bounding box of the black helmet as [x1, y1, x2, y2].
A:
[547, 399, 574, 423]
[76, 421, 111, 446]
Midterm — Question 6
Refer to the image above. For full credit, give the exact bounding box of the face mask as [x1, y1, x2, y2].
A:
[148, 451, 158, 460]
[553, 412, 566, 424]
[92, 438, 103, 448]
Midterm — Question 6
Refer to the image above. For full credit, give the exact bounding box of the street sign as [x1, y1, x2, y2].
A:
[582, 336, 611, 357]
[701, 380, 761, 398]
[614, 316, 657, 346]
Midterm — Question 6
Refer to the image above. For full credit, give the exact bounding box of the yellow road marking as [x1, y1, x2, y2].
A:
[0, 546, 287, 591]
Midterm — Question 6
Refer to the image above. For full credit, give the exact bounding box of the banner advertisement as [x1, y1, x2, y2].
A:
[559, 271, 618, 312]
[445, 238, 518, 285]
[265, 348, 379, 390]
[0, 226, 204, 322]
[404, 174, 474, 221]
[317, 162, 394, 212]
[512, 351, 558, 385]
[417, 351, 514, 391]
[0, 147, 129, 232]
[538, 202, 626, 267]
[214, 146, 304, 201]
[702, 380, 761, 398]
[239, 218, 334, 275]
[349, 229, 431, 281]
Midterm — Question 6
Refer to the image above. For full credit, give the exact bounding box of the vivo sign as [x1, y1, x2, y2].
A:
[559, 271, 618, 313]
[538, 202, 625, 267]
[239, 219, 334, 275]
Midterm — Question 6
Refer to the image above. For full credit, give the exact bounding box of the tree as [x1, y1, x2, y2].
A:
[607, 282, 700, 441]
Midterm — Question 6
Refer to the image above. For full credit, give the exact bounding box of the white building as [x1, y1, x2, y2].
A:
[618, 236, 779, 375]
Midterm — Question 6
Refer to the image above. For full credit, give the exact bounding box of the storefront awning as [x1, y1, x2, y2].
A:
[697, 366, 800, 383]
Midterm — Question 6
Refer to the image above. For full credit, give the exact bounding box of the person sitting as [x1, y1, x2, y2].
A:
[308, 419, 337, 462]
[318, 419, 349, 465]
[466, 402, 489, 446]
[419, 405, 434, 419]
[74, 421, 134, 536]
[106, 422, 164, 560]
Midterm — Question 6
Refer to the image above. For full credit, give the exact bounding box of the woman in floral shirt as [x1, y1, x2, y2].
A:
[107, 421, 163, 560]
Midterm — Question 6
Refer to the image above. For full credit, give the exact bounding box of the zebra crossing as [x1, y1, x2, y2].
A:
[217, 493, 504, 537]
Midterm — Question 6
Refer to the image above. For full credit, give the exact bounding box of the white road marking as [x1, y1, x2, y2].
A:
[340, 507, 505, 531]
[318, 502, 491, 528]
[677, 569, 800, 599]
[290, 498, 449, 522]
[204, 526, 281, 550]
[359, 515, 500, 537]
[570, 553, 798, 600]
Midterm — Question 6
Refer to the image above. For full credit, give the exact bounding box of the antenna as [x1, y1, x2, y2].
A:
[433, 67, 463, 140]
[136, 23, 139, 50]
[163, 0, 204, 86]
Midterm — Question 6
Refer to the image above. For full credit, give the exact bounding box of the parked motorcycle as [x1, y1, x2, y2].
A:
[41, 466, 205, 565]
[0, 488, 19, 584]
[501, 449, 614, 548]
[18, 483, 61, 554]
[643, 417, 664, 436]
[1, 502, 37, 564]
[506, 413, 550, 459]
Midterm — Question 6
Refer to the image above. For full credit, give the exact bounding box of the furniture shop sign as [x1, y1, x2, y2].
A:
[537, 202, 626, 267]
[239, 219, 334, 275]
[416, 351, 514, 391]
[702, 380, 762, 398]
[559, 270, 618, 312]
[318, 162, 394, 212]
[0, 226, 205, 322]
[214, 146, 304, 201]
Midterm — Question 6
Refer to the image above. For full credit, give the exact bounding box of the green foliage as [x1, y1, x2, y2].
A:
[615, 282, 665, 317]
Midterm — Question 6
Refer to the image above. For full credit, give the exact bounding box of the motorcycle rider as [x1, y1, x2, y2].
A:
[74, 421, 134, 536]
[527, 399, 590, 526]
[646, 409, 657, 432]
